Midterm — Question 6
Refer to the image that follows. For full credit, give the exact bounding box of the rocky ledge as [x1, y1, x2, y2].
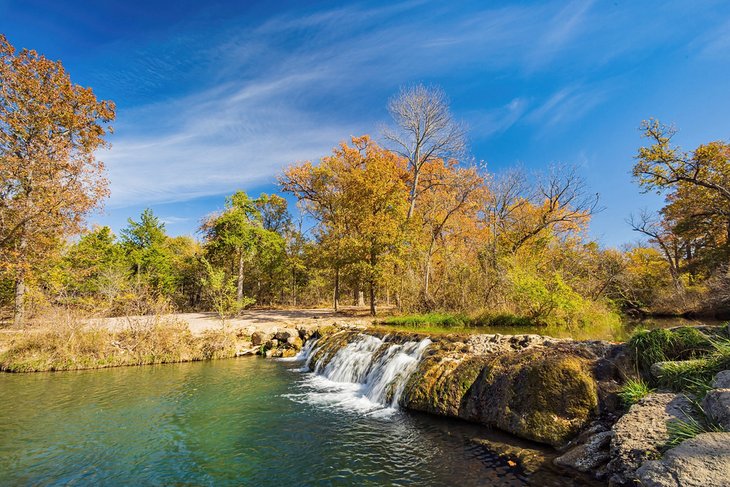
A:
[311, 330, 628, 447]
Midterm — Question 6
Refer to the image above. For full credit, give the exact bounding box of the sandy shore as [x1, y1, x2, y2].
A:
[94, 307, 375, 335]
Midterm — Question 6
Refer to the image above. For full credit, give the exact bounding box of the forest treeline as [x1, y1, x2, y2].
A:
[2, 34, 729, 327]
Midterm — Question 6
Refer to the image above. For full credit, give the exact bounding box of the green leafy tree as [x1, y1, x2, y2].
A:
[121, 209, 177, 296]
[202, 191, 283, 304]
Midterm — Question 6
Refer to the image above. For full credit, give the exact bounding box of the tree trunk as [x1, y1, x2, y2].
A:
[369, 280, 376, 316]
[333, 267, 340, 311]
[237, 249, 244, 302]
[369, 247, 377, 316]
[406, 147, 420, 220]
[13, 276, 26, 327]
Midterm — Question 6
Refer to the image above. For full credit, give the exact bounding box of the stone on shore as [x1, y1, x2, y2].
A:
[607, 392, 694, 486]
[636, 432, 730, 487]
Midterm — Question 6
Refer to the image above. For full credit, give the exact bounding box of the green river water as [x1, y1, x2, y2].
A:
[0, 356, 601, 486]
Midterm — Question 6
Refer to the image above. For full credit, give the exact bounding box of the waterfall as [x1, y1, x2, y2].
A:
[294, 333, 431, 410]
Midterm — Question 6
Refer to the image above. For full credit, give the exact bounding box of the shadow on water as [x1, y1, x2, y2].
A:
[0, 356, 603, 486]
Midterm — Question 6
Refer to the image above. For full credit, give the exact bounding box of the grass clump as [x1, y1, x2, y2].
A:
[618, 378, 653, 406]
[380, 311, 539, 330]
[665, 400, 727, 449]
[628, 326, 730, 395]
[628, 327, 713, 374]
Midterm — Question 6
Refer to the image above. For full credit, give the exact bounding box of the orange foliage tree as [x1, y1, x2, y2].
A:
[0, 35, 115, 325]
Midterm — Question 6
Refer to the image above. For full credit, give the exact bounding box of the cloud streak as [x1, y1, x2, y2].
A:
[98, 0, 723, 210]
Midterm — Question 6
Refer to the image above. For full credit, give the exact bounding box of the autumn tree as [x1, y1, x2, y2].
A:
[281, 156, 350, 310]
[634, 119, 730, 269]
[0, 35, 115, 325]
[414, 160, 484, 302]
[283, 136, 408, 315]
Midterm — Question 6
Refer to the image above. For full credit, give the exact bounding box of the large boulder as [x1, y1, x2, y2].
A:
[401, 336, 611, 447]
[636, 432, 730, 487]
[607, 392, 694, 486]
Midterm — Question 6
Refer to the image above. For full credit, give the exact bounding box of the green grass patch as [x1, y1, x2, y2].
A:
[665, 406, 726, 449]
[380, 312, 470, 328]
[618, 378, 653, 406]
[628, 326, 730, 395]
[380, 311, 539, 329]
[470, 312, 536, 328]
[628, 327, 714, 374]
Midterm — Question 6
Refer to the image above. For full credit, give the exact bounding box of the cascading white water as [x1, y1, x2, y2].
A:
[294, 333, 431, 411]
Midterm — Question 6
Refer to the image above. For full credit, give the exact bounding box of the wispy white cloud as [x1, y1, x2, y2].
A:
[99, 0, 709, 209]
[525, 84, 609, 132]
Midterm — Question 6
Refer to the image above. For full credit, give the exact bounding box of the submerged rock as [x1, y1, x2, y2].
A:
[636, 432, 730, 487]
[607, 392, 694, 487]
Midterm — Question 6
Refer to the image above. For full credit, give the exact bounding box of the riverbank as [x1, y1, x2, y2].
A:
[0, 309, 369, 372]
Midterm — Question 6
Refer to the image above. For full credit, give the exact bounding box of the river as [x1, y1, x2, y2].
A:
[0, 354, 601, 486]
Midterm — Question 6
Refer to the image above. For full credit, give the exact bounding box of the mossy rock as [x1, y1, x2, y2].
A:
[402, 352, 489, 416]
[465, 349, 598, 446]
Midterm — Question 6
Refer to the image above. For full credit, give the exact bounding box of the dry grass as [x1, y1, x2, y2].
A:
[0, 310, 246, 372]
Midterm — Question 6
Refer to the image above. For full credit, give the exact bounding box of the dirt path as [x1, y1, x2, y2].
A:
[96, 307, 377, 335]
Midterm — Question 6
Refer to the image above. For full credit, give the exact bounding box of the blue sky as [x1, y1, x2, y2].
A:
[2, 0, 730, 247]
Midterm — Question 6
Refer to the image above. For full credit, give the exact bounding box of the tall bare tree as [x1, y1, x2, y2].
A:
[383, 84, 466, 219]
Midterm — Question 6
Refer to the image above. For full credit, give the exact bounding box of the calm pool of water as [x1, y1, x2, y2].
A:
[0, 357, 599, 486]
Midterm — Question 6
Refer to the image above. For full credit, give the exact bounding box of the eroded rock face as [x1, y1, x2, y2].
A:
[461, 347, 599, 446]
[636, 432, 730, 487]
[607, 392, 694, 487]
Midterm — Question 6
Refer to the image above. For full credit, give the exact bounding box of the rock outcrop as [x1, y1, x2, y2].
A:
[636, 432, 730, 487]
[702, 370, 730, 430]
[606, 392, 694, 486]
